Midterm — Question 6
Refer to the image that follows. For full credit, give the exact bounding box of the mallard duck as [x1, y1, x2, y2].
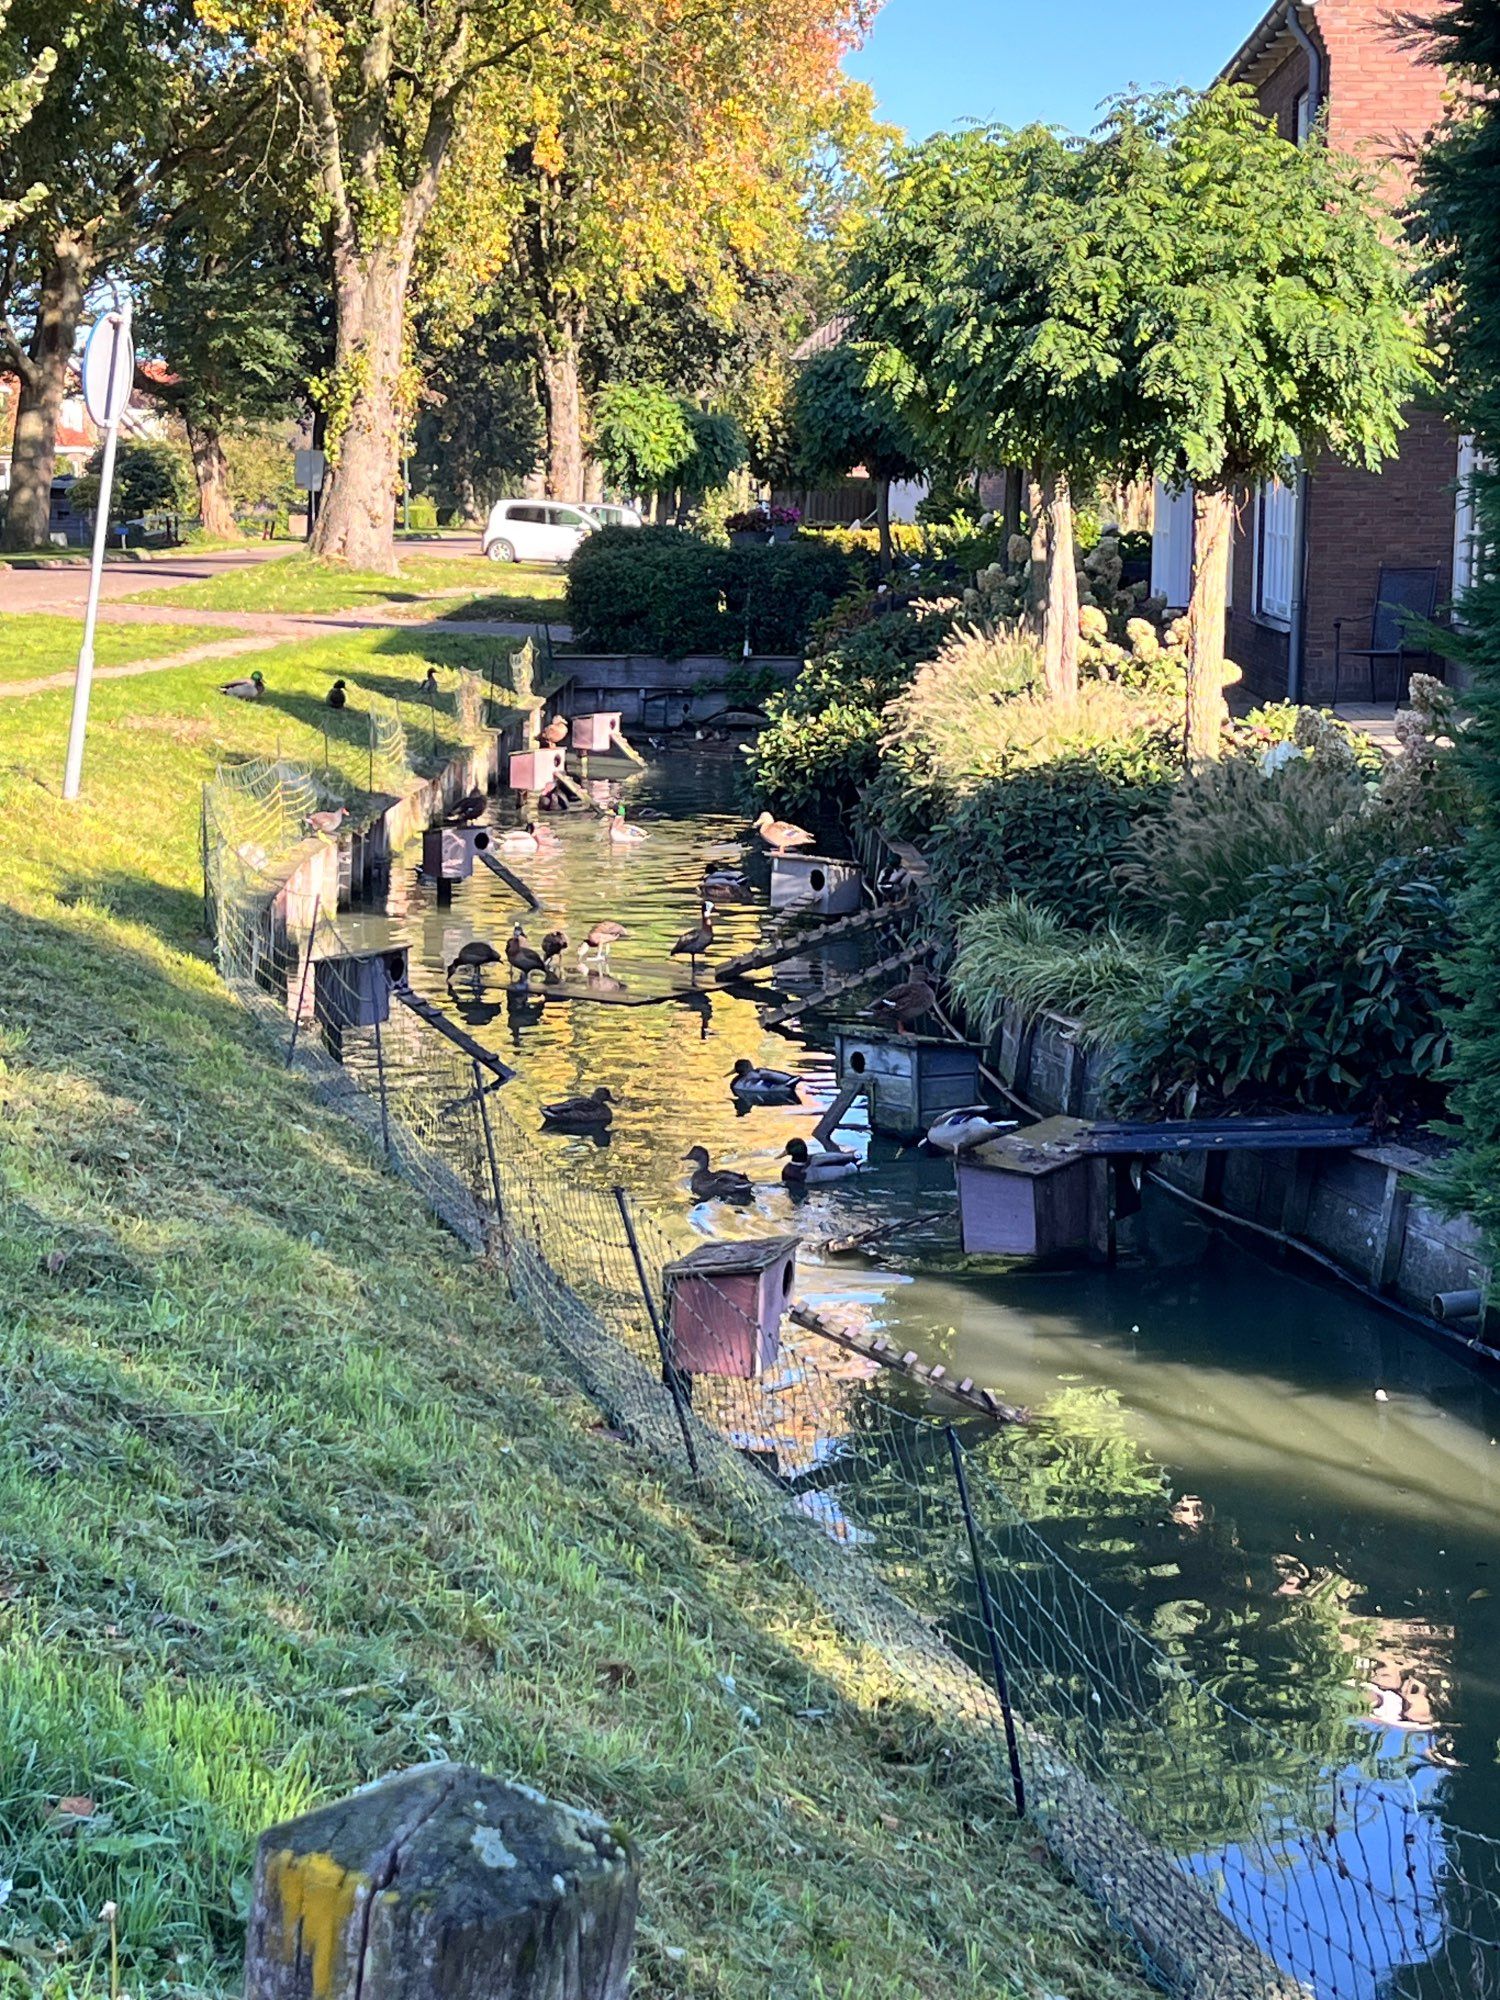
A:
[870, 977, 936, 1034]
[219, 670, 265, 701]
[305, 804, 349, 837]
[579, 919, 627, 968]
[729, 1059, 799, 1103]
[448, 790, 487, 825]
[541, 929, 568, 978]
[446, 939, 503, 989]
[609, 807, 648, 843]
[752, 810, 814, 853]
[326, 678, 348, 710]
[540, 715, 569, 747]
[782, 1137, 862, 1185]
[683, 1146, 754, 1203]
[670, 904, 715, 979]
[541, 1086, 615, 1130]
[703, 867, 751, 904]
[499, 822, 540, 851]
[926, 1106, 1017, 1154]
[505, 925, 547, 985]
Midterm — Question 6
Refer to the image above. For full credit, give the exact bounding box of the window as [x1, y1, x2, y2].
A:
[1151, 479, 1194, 609]
[1454, 434, 1493, 606]
[551, 507, 586, 527]
[1254, 478, 1298, 626]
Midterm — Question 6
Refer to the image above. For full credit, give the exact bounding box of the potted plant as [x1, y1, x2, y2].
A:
[726, 503, 802, 546]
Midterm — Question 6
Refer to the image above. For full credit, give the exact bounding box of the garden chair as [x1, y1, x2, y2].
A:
[1331, 565, 1440, 708]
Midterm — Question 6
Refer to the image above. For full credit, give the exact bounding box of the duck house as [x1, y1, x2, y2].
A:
[953, 1117, 1094, 1258]
[571, 711, 621, 755]
[834, 1029, 980, 1141]
[770, 853, 864, 918]
[661, 1236, 799, 1378]
[313, 947, 408, 1035]
[421, 824, 493, 883]
[507, 746, 564, 791]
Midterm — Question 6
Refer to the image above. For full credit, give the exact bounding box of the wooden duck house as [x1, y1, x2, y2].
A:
[953, 1116, 1094, 1258]
[313, 947, 408, 1035]
[770, 853, 863, 917]
[834, 1029, 980, 1141]
[507, 745, 564, 791]
[661, 1236, 799, 1378]
[571, 711, 621, 755]
[421, 824, 493, 883]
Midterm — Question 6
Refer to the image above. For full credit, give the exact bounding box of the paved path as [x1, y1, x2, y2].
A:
[0, 543, 294, 614]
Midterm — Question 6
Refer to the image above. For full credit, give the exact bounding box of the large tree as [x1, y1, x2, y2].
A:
[791, 339, 923, 570]
[1101, 87, 1429, 759]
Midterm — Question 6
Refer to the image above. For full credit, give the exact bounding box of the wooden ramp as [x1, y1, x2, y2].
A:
[715, 904, 893, 981]
[474, 847, 541, 909]
[789, 1304, 1028, 1425]
[759, 937, 936, 1030]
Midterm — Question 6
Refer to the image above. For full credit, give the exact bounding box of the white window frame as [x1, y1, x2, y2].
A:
[1293, 89, 1311, 145]
[1254, 478, 1297, 628]
[1453, 434, 1492, 612]
[1151, 479, 1195, 610]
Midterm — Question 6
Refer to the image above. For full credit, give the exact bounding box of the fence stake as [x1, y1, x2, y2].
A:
[372, 1010, 391, 1157]
[367, 711, 375, 798]
[944, 1422, 1026, 1817]
[474, 1056, 508, 1258]
[614, 1186, 699, 1476]
[285, 896, 322, 1068]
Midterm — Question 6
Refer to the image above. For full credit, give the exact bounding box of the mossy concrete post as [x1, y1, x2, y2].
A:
[244, 1765, 637, 2000]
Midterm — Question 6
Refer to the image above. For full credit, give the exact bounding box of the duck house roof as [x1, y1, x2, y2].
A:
[662, 1236, 801, 1280]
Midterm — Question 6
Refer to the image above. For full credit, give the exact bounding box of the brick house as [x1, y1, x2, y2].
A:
[1150, 0, 1476, 704]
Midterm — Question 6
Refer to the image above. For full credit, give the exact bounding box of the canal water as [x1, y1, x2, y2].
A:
[344, 750, 1500, 1989]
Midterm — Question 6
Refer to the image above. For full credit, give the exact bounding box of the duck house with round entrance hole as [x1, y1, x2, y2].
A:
[421, 824, 493, 883]
[770, 853, 863, 917]
[834, 1029, 980, 1140]
[661, 1236, 799, 1378]
[571, 711, 621, 755]
[507, 745, 564, 791]
[313, 946, 407, 1036]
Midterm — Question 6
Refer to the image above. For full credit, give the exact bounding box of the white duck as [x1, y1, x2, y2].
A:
[609, 808, 648, 843]
[925, 1106, 1017, 1154]
[499, 821, 540, 851]
[782, 1137, 862, 1186]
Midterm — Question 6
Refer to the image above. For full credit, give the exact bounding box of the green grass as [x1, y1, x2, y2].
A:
[132, 553, 567, 621]
[0, 632, 1152, 2000]
[950, 897, 1174, 1048]
[0, 614, 235, 684]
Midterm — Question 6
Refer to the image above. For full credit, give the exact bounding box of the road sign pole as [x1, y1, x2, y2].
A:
[62, 296, 133, 802]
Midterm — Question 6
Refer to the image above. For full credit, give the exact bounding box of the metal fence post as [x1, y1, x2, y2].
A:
[614, 1186, 700, 1477]
[474, 1057, 508, 1260]
[372, 1011, 391, 1157]
[285, 897, 322, 1068]
[944, 1423, 1026, 1817]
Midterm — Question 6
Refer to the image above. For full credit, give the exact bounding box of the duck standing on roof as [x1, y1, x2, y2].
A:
[448, 790, 487, 825]
[540, 715, 569, 748]
[752, 810, 814, 853]
[871, 974, 937, 1035]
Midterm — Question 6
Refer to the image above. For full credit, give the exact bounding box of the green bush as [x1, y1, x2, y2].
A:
[71, 439, 195, 522]
[565, 525, 852, 659]
[1111, 852, 1460, 1120]
[950, 896, 1173, 1046]
[405, 494, 439, 531]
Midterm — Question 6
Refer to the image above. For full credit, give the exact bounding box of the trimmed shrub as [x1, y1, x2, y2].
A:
[565, 525, 852, 659]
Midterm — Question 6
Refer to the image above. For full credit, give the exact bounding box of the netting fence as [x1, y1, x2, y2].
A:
[203, 753, 1500, 2000]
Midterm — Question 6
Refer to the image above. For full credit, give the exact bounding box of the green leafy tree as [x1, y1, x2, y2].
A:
[410, 308, 542, 520]
[70, 437, 195, 523]
[590, 381, 694, 504]
[1100, 87, 1429, 759]
[675, 405, 747, 517]
[791, 339, 923, 570]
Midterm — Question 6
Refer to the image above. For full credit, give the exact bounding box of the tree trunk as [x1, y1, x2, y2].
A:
[1025, 470, 1048, 639]
[1185, 486, 1233, 762]
[876, 475, 892, 574]
[1039, 469, 1079, 701]
[1, 233, 93, 552]
[539, 315, 584, 499]
[583, 457, 603, 504]
[186, 411, 236, 538]
[312, 242, 412, 573]
[1001, 465, 1023, 544]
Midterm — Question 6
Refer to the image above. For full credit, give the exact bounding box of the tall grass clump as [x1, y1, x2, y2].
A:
[951, 897, 1173, 1045]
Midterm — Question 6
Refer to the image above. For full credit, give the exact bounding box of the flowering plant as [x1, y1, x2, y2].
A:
[725, 503, 802, 532]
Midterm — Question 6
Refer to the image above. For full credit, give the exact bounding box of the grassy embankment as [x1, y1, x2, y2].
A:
[132, 552, 567, 625]
[0, 615, 235, 684]
[0, 628, 1152, 2000]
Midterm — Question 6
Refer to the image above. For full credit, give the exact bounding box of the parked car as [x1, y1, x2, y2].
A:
[483, 498, 595, 564]
[579, 502, 644, 530]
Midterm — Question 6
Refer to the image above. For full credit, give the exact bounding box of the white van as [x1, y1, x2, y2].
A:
[483, 499, 594, 564]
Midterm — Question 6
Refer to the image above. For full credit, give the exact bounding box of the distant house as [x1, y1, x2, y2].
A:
[1151, 0, 1470, 703]
[0, 361, 174, 542]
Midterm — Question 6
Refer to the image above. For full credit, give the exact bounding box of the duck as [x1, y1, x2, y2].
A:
[683, 1146, 754, 1203]
[579, 919, 627, 968]
[305, 804, 349, 837]
[670, 904, 715, 979]
[505, 925, 547, 986]
[609, 807, 648, 843]
[448, 790, 487, 825]
[540, 715, 569, 747]
[782, 1137, 862, 1185]
[219, 670, 265, 701]
[446, 939, 504, 989]
[499, 822, 540, 851]
[541, 929, 569, 979]
[326, 678, 348, 710]
[729, 1059, 800, 1103]
[752, 810, 814, 853]
[870, 976, 937, 1034]
[702, 867, 751, 904]
[926, 1106, 1017, 1154]
[538, 784, 569, 813]
[422, 667, 441, 698]
[541, 1086, 615, 1131]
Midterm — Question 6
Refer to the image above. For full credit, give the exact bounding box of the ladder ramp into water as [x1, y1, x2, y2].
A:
[474, 846, 542, 909]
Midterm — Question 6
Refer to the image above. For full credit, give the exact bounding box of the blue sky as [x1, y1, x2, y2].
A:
[844, 0, 1274, 139]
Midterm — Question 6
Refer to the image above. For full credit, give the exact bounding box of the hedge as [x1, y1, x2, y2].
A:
[565, 525, 853, 659]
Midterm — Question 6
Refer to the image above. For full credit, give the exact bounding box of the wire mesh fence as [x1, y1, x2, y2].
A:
[203, 756, 1500, 2000]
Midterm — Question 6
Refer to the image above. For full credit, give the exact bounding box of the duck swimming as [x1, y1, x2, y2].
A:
[729, 1059, 800, 1103]
[683, 1146, 754, 1203]
[752, 810, 814, 853]
[541, 1086, 615, 1131]
[781, 1137, 862, 1185]
[499, 822, 540, 851]
[609, 808, 648, 843]
[926, 1106, 1017, 1154]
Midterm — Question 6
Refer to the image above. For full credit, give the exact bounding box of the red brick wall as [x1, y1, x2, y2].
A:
[1319, 0, 1449, 199]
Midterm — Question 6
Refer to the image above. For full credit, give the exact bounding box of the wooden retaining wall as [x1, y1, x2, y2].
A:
[554, 654, 800, 731]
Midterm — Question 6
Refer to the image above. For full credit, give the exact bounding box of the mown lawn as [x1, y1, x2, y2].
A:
[0, 613, 234, 683]
[131, 552, 567, 622]
[0, 631, 1152, 2000]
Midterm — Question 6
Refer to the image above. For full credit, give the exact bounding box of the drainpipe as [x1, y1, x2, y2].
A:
[1284, 5, 1323, 703]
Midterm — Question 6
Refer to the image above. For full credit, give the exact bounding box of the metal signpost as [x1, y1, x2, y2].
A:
[61, 293, 135, 801]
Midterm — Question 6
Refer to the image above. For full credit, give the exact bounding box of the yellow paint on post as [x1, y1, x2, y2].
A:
[267, 1847, 367, 2000]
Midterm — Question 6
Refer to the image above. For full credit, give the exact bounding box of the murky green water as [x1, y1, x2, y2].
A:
[344, 751, 1500, 1991]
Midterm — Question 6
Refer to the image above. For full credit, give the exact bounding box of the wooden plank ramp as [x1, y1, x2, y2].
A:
[474, 847, 541, 909]
[758, 937, 935, 1030]
[715, 903, 894, 981]
[789, 1304, 1029, 1425]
